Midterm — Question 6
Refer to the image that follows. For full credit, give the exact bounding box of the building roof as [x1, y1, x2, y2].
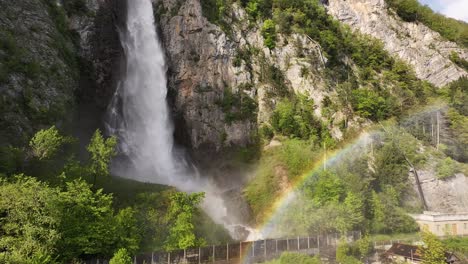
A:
[411, 211, 468, 222]
[385, 243, 460, 263]
[385, 243, 422, 261]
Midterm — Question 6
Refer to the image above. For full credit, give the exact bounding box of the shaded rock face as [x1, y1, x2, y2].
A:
[69, 0, 126, 109]
[0, 0, 78, 145]
[327, 0, 468, 87]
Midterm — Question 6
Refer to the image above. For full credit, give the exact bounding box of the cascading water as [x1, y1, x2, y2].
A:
[106, 0, 257, 240]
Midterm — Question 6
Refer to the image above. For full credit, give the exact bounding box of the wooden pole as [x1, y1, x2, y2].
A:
[212, 245, 215, 263]
[437, 111, 440, 150]
[198, 248, 201, 264]
[227, 243, 229, 260]
[240, 242, 242, 260]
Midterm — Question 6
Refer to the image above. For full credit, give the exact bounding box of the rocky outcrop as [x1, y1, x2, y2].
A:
[327, 0, 468, 87]
[0, 0, 78, 145]
[416, 171, 468, 213]
[156, 0, 344, 150]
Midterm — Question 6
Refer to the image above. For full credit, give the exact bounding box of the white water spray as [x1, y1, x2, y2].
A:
[106, 0, 254, 240]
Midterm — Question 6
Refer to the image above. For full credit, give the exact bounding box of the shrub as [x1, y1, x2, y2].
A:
[217, 88, 258, 124]
[271, 95, 320, 139]
[449, 51, 468, 71]
[109, 248, 132, 264]
[436, 157, 459, 179]
[262, 19, 276, 49]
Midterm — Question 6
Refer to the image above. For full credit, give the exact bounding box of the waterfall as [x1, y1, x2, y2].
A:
[106, 0, 255, 240]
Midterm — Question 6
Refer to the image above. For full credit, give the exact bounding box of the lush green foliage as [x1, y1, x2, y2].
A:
[246, 127, 421, 235]
[109, 248, 133, 264]
[443, 237, 468, 259]
[436, 157, 460, 179]
[262, 19, 277, 49]
[164, 192, 206, 250]
[29, 126, 67, 160]
[351, 89, 396, 121]
[449, 51, 468, 71]
[0, 176, 140, 262]
[217, 88, 258, 124]
[87, 129, 117, 184]
[0, 127, 216, 261]
[271, 95, 319, 139]
[385, 0, 468, 47]
[421, 231, 446, 264]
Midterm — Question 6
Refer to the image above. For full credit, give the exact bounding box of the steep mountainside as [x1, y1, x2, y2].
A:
[0, 0, 78, 145]
[327, 0, 467, 87]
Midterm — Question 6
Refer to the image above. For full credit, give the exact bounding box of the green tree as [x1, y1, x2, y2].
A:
[29, 126, 66, 160]
[421, 231, 446, 264]
[0, 175, 60, 263]
[109, 248, 133, 264]
[56, 179, 116, 259]
[114, 207, 141, 255]
[86, 129, 117, 185]
[164, 192, 206, 250]
[307, 170, 345, 206]
[336, 240, 361, 264]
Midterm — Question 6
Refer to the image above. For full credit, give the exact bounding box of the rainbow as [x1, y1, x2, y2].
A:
[239, 102, 448, 262]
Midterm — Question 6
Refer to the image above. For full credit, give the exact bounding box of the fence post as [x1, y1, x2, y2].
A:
[275, 239, 278, 254]
[134, 256, 137, 264]
[212, 245, 215, 263]
[297, 237, 300, 250]
[307, 236, 310, 249]
[317, 235, 320, 253]
[198, 247, 201, 264]
[252, 241, 255, 257]
[168, 252, 170, 264]
[240, 242, 242, 259]
[151, 252, 154, 264]
[286, 238, 289, 251]
[227, 243, 229, 260]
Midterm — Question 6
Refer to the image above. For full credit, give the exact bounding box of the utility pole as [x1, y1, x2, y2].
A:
[323, 141, 327, 171]
[436, 111, 440, 150]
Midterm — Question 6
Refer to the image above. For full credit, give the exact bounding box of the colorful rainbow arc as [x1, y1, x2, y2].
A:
[239, 102, 446, 263]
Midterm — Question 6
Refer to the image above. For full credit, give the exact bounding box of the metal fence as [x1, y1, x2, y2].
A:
[85, 231, 361, 264]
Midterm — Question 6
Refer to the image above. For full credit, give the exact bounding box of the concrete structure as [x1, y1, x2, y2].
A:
[411, 211, 468, 237]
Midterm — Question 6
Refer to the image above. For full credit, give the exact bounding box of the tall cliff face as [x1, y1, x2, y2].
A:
[327, 0, 468, 87]
[0, 0, 78, 145]
[0, 0, 126, 146]
[68, 0, 125, 109]
[155, 0, 351, 151]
